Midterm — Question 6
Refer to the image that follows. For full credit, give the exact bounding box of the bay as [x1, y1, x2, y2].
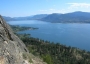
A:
[7, 20, 90, 51]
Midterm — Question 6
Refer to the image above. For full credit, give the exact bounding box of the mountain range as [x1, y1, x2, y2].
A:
[3, 11, 90, 23]
[3, 14, 48, 21]
[41, 11, 90, 23]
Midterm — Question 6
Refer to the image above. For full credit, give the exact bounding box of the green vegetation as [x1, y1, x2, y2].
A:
[22, 52, 33, 63]
[28, 57, 33, 63]
[23, 53, 27, 60]
[41, 54, 53, 64]
[10, 25, 38, 32]
[11, 25, 90, 64]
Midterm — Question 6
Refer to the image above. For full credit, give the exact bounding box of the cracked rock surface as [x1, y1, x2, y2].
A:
[0, 15, 29, 64]
[0, 15, 47, 64]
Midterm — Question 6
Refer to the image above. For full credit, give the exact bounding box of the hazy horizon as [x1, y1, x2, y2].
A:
[0, 0, 90, 17]
[2, 11, 90, 18]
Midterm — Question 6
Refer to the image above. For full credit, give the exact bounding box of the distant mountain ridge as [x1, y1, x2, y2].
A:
[41, 11, 90, 23]
[29, 14, 48, 20]
[3, 11, 90, 23]
[3, 16, 14, 21]
[3, 14, 48, 21]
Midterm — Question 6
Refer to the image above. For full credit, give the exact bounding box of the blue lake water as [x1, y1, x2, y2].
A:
[8, 20, 90, 51]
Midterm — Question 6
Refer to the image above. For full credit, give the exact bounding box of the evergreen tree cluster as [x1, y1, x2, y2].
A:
[11, 25, 90, 64]
[17, 34, 90, 64]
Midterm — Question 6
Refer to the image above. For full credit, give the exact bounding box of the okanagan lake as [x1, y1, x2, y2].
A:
[8, 20, 90, 51]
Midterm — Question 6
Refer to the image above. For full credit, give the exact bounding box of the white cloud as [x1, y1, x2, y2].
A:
[67, 3, 90, 9]
[38, 3, 90, 14]
[38, 8, 66, 14]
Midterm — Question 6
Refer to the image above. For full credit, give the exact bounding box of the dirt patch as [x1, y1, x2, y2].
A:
[0, 56, 5, 64]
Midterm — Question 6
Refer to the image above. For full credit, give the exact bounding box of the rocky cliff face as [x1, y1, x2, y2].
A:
[0, 15, 46, 64]
[0, 15, 30, 64]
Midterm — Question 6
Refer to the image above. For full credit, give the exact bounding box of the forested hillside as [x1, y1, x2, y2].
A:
[11, 25, 90, 64]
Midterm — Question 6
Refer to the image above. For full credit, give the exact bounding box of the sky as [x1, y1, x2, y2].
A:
[0, 0, 90, 17]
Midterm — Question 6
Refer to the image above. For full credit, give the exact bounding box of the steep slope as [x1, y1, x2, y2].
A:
[0, 15, 46, 64]
[0, 15, 30, 64]
[18, 34, 90, 64]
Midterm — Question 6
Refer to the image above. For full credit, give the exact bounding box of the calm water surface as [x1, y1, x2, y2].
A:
[8, 20, 90, 51]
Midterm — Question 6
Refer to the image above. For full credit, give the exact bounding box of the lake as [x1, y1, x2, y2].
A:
[8, 20, 90, 51]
